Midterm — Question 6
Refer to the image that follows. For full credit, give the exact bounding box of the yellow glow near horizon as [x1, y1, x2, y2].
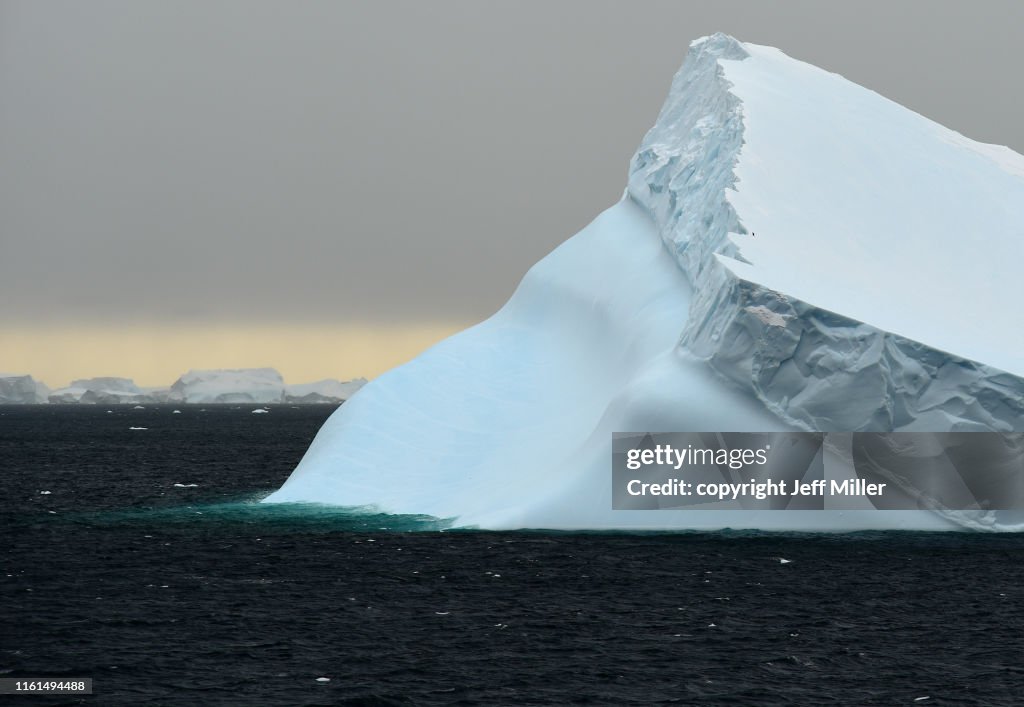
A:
[0, 322, 470, 389]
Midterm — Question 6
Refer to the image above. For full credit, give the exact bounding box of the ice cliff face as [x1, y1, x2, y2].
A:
[628, 33, 1024, 433]
[628, 34, 749, 286]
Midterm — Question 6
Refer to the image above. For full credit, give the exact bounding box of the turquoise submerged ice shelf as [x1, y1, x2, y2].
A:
[264, 34, 1024, 531]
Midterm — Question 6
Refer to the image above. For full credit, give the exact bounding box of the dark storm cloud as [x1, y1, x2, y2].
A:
[2, 0, 1021, 325]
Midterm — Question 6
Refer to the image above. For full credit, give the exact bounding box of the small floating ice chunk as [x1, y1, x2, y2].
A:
[251, 408, 270, 414]
[435, 611, 450, 615]
[914, 698, 930, 703]
[172, 410, 182, 414]
[173, 483, 199, 488]
[133, 405, 145, 409]
[778, 558, 792, 564]
[315, 677, 330, 683]
[129, 426, 148, 430]
[39, 490, 51, 495]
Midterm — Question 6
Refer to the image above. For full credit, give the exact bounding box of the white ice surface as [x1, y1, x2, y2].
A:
[719, 43, 1024, 377]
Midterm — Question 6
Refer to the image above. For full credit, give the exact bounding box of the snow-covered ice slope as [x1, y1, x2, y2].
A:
[265, 34, 1024, 530]
[265, 199, 820, 528]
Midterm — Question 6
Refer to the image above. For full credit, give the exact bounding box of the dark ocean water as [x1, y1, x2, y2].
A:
[3, 405, 1024, 706]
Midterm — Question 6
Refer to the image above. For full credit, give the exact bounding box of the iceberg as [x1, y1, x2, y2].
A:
[169, 368, 286, 404]
[284, 378, 368, 404]
[165, 369, 366, 404]
[29, 370, 363, 405]
[264, 34, 1024, 531]
[0, 374, 49, 404]
[48, 376, 156, 405]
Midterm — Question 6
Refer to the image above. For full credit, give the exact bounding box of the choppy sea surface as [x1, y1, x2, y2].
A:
[3, 405, 1024, 706]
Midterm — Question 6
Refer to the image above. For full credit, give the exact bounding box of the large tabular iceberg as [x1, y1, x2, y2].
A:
[171, 368, 287, 404]
[264, 34, 1024, 531]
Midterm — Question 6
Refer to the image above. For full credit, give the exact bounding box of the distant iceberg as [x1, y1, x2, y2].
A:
[0, 374, 49, 404]
[264, 35, 1024, 531]
[284, 378, 367, 404]
[49, 376, 155, 405]
[25, 369, 364, 405]
[168, 368, 366, 404]
[170, 368, 286, 404]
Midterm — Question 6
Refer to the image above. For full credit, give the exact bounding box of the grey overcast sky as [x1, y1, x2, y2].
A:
[3, 0, 1023, 327]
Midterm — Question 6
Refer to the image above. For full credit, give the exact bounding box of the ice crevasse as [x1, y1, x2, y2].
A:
[264, 34, 1024, 531]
